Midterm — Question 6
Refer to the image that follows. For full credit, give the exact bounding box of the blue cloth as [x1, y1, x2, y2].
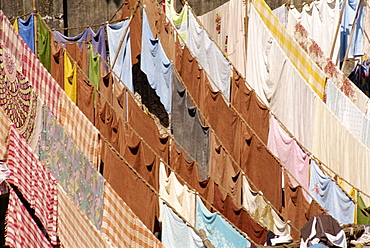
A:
[107, 20, 133, 92]
[141, 10, 172, 114]
[18, 13, 35, 52]
[309, 160, 354, 224]
[340, 0, 364, 61]
[196, 196, 250, 248]
[53, 25, 107, 65]
[162, 203, 204, 248]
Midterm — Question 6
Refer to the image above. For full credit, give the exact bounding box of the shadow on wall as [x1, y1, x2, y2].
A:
[105, 0, 122, 7]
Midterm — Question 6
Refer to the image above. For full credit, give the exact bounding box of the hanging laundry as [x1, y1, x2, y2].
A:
[165, 0, 188, 42]
[141, 9, 172, 114]
[162, 203, 204, 248]
[7, 125, 58, 245]
[340, 0, 364, 61]
[267, 114, 310, 201]
[88, 43, 100, 104]
[6, 188, 53, 248]
[59, 90, 100, 168]
[38, 105, 105, 230]
[196, 195, 250, 248]
[171, 70, 210, 180]
[107, 19, 133, 92]
[102, 182, 164, 247]
[37, 15, 51, 72]
[53, 25, 107, 65]
[247, 6, 317, 150]
[325, 80, 367, 147]
[250, 0, 326, 99]
[18, 13, 35, 53]
[352, 189, 370, 224]
[159, 162, 196, 226]
[0, 108, 10, 159]
[242, 176, 291, 237]
[213, 184, 267, 245]
[101, 141, 159, 233]
[12, 18, 18, 32]
[77, 68, 95, 124]
[187, 11, 231, 101]
[57, 185, 111, 248]
[51, 34, 65, 89]
[0, 46, 39, 144]
[64, 52, 77, 103]
[309, 160, 354, 225]
[273, 4, 288, 27]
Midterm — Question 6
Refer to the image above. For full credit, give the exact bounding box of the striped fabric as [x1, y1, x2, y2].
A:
[7, 125, 58, 245]
[6, 188, 53, 248]
[0, 108, 10, 160]
[250, 0, 326, 99]
[102, 182, 164, 248]
[0, 11, 23, 69]
[59, 90, 100, 168]
[58, 184, 111, 248]
[22, 43, 61, 118]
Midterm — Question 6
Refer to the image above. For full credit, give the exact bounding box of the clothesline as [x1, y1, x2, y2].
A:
[8, 11, 33, 22]
[60, 39, 259, 245]
[182, 0, 370, 204]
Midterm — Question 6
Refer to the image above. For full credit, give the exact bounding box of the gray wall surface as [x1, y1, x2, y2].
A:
[0, 0, 306, 35]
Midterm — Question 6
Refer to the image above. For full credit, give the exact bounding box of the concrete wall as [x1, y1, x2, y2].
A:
[1, 0, 307, 35]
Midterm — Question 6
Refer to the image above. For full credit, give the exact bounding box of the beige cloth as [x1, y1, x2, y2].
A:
[159, 162, 196, 226]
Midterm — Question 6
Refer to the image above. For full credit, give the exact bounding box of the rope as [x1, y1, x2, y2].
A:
[9, 12, 33, 22]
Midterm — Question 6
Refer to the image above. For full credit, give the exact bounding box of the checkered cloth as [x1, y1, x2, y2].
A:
[7, 125, 58, 245]
[0, 11, 23, 69]
[22, 42, 61, 118]
[59, 90, 100, 168]
[250, 0, 326, 99]
[102, 182, 164, 248]
[6, 188, 53, 248]
[0, 108, 10, 160]
[58, 184, 112, 248]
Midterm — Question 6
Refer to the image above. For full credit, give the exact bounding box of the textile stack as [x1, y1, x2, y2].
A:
[0, 0, 370, 247]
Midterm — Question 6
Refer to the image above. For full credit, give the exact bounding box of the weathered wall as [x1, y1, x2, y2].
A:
[1, 0, 306, 35]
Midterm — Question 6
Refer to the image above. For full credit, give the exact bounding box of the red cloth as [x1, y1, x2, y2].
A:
[6, 188, 53, 248]
[7, 125, 58, 245]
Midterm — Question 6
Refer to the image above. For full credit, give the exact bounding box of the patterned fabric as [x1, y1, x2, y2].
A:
[250, 0, 326, 99]
[39, 105, 104, 229]
[58, 185, 111, 248]
[6, 188, 53, 248]
[0, 107, 10, 159]
[7, 125, 58, 245]
[59, 90, 100, 168]
[102, 182, 164, 248]
[0, 45, 38, 143]
[22, 40, 61, 118]
[0, 11, 23, 69]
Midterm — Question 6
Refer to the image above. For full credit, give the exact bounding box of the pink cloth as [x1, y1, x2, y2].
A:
[267, 115, 310, 201]
[6, 188, 53, 248]
[7, 125, 58, 245]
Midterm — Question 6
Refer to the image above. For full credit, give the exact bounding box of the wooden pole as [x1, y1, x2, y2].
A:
[244, 0, 249, 76]
[33, 0, 38, 57]
[341, 0, 362, 71]
[329, 0, 347, 60]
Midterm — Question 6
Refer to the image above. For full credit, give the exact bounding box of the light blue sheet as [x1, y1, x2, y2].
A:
[141, 9, 172, 114]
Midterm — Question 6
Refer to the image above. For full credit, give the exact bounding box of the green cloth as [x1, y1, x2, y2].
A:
[88, 44, 100, 105]
[357, 195, 370, 224]
[37, 15, 51, 72]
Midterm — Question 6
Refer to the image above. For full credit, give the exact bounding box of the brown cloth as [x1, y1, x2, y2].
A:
[282, 171, 326, 240]
[100, 69, 113, 106]
[65, 42, 88, 74]
[213, 184, 268, 245]
[51, 37, 64, 89]
[101, 141, 159, 233]
[209, 133, 242, 203]
[77, 68, 95, 124]
[127, 93, 169, 163]
[130, 7, 142, 65]
[170, 143, 214, 206]
[231, 69, 270, 144]
[240, 128, 282, 212]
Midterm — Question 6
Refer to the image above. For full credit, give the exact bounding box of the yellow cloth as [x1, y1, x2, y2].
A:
[250, 0, 326, 99]
[63, 52, 77, 103]
[12, 19, 19, 33]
